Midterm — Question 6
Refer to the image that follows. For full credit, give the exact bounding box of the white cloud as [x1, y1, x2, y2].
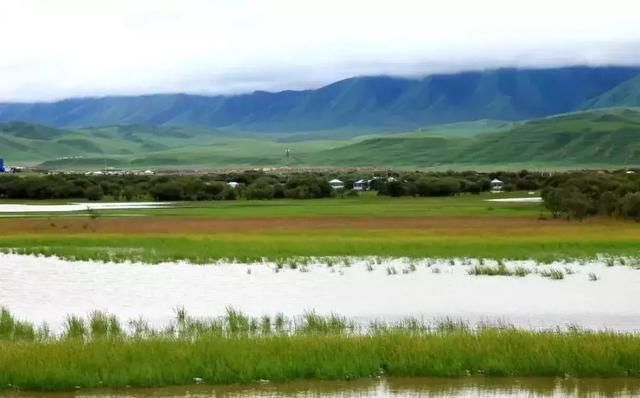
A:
[0, 0, 639, 101]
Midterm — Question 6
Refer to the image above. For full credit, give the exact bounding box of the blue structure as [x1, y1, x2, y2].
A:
[0, 158, 4, 172]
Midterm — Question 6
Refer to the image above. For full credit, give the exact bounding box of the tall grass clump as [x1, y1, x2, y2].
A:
[0, 307, 35, 341]
[468, 263, 513, 276]
[299, 312, 353, 334]
[539, 269, 565, 280]
[88, 311, 122, 339]
[63, 315, 87, 339]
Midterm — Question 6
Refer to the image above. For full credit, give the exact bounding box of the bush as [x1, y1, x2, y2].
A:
[385, 181, 406, 197]
[245, 179, 276, 200]
[620, 192, 640, 220]
[151, 182, 183, 201]
[84, 185, 103, 201]
[542, 172, 640, 220]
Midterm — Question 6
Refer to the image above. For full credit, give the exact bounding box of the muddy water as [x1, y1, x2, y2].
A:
[3, 378, 640, 397]
[1, 254, 640, 331]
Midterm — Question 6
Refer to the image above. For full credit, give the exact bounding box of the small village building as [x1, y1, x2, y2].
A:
[143, 170, 155, 176]
[227, 181, 240, 189]
[329, 179, 344, 189]
[490, 178, 504, 193]
[353, 179, 368, 191]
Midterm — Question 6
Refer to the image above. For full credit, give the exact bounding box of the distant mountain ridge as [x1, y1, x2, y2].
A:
[1, 66, 639, 131]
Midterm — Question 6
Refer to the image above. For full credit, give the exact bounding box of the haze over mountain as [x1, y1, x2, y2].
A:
[1, 66, 639, 132]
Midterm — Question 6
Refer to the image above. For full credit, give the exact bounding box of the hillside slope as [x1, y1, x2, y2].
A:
[0, 122, 231, 163]
[5, 109, 640, 169]
[582, 75, 640, 109]
[306, 109, 640, 167]
[0, 66, 638, 132]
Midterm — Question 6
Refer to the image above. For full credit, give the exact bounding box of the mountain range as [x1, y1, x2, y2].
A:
[1, 66, 640, 132]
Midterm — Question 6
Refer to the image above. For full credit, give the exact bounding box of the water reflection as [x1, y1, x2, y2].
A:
[4, 378, 640, 398]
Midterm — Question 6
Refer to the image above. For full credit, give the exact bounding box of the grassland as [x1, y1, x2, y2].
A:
[1, 193, 639, 263]
[1, 308, 640, 391]
[4, 108, 640, 169]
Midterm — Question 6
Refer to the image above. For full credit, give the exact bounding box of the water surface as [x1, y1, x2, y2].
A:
[0, 202, 169, 213]
[1, 254, 639, 331]
[3, 378, 640, 397]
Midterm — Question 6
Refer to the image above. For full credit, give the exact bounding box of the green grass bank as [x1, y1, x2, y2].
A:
[1, 309, 640, 391]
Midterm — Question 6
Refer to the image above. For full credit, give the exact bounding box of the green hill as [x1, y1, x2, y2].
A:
[0, 122, 233, 164]
[305, 108, 640, 168]
[4, 109, 640, 170]
[582, 75, 640, 109]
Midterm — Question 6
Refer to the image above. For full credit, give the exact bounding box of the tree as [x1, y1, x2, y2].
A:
[620, 192, 640, 221]
[245, 180, 275, 200]
[561, 188, 592, 221]
[84, 185, 103, 201]
[542, 187, 564, 218]
[386, 181, 405, 197]
[151, 182, 183, 201]
[598, 191, 618, 216]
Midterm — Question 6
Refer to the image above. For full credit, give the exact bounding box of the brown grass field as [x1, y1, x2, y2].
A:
[0, 215, 637, 236]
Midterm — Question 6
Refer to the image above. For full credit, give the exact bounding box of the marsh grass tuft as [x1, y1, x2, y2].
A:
[63, 315, 86, 339]
[468, 263, 512, 276]
[539, 269, 565, 280]
[513, 266, 531, 277]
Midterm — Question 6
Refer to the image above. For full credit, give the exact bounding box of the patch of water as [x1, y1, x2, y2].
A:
[0, 202, 171, 213]
[0, 254, 639, 332]
[485, 197, 542, 203]
[3, 377, 640, 397]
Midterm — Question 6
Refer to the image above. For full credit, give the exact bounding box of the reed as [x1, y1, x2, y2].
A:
[539, 269, 565, 280]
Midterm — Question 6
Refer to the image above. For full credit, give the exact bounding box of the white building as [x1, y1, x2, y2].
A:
[329, 179, 344, 189]
[490, 178, 504, 193]
[227, 181, 240, 189]
[353, 179, 367, 191]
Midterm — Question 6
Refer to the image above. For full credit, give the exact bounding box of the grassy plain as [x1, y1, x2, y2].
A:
[1, 193, 639, 263]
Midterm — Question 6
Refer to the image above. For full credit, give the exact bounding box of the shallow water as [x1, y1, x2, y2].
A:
[3, 377, 640, 397]
[485, 197, 542, 203]
[0, 202, 170, 213]
[1, 254, 639, 331]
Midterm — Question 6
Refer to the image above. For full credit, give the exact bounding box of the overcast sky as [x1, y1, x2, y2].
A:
[1, 0, 639, 101]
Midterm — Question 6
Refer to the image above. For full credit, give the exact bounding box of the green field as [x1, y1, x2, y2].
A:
[2, 193, 640, 263]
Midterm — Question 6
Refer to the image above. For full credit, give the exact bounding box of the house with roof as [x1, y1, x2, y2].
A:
[490, 178, 504, 193]
[329, 179, 344, 189]
[353, 179, 368, 191]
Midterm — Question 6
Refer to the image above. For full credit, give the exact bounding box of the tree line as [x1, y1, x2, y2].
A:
[0, 173, 332, 201]
[0, 170, 548, 201]
[376, 170, 545, 197]
[541, 172, 640, 220]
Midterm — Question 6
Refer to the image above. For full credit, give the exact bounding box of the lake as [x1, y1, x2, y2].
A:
[1, 254, 639, 332]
